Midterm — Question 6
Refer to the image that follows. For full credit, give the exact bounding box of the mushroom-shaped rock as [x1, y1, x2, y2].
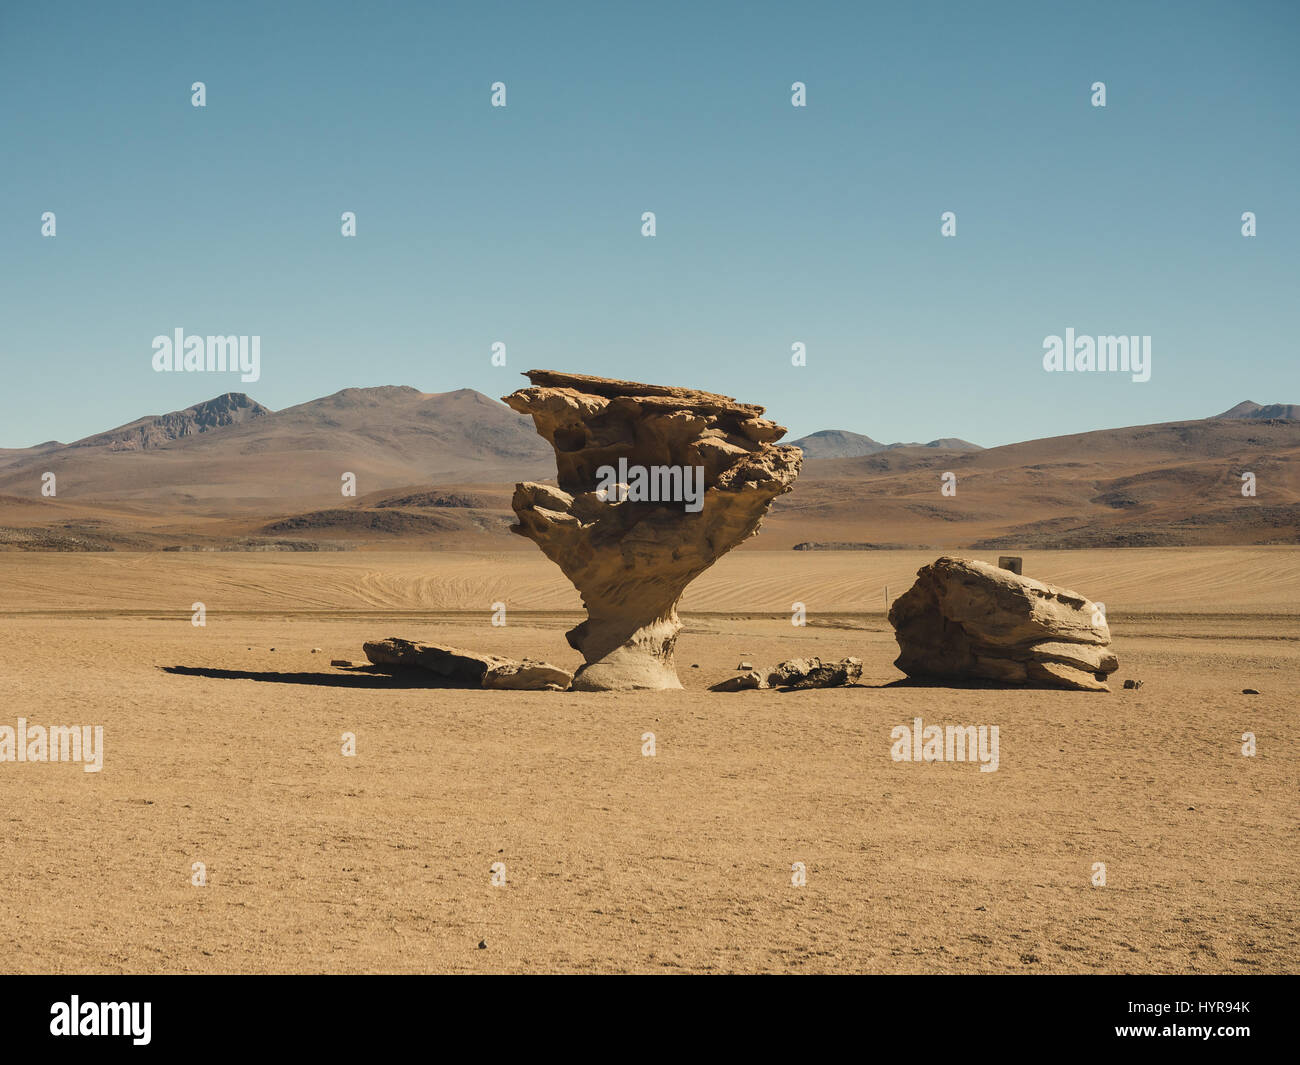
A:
[504, 369, 802, 690]
[887, 557, 1118, 691]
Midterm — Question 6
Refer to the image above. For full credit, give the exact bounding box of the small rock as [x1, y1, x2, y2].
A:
[773, 656, 863, 690]
[709, 672, 768, 692]
[311, 647, 322, 653]
[1122, 679, 1143, 690]
[478, 940, 487, 950]
[691, 664, 700, 668]
[712, 656, 863, 691]
[790, 657, 863, 690]
[331, 659, 353, 668]
[269, 647, 276, 652]
[770, 657, 819, 685]
[483, 658, 573, 691]
[1242, 688, 1260, 695]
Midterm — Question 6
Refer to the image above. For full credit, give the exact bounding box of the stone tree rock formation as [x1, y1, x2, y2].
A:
[888, 557, 1119, 691]
[503, 369, 802, 691]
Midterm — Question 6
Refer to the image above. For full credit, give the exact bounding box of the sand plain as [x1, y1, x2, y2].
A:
[0, 547, 1295, 973]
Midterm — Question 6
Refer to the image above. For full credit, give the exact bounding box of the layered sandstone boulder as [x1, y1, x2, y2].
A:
[888, 557, 1118, 691]
[503, 370, 802, 691]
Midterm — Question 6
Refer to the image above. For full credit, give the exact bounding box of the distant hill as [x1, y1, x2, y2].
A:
[789, 399, 1300, 460]
[771, 415, 1300, 550]
[71, 392, 271, 450]
[787, 429, 886, 458]
[1214, 400, 1300, 421]
[905, 437, 984, 452]
[0, 386, 553, 513]
[789, 429, 983, 458]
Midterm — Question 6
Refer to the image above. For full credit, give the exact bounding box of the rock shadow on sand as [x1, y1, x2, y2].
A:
[873, 677, 1074, 691]
[160, 665, 479, 689]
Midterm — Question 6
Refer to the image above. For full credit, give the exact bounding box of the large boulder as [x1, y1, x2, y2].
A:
[887, 557, 1118, 691]
[503, 369, 802, 691]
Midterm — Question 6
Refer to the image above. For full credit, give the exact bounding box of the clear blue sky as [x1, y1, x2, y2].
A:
[2, 0, 1296, 448]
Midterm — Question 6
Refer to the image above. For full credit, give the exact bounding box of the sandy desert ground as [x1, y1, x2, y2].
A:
[0, 547, 1296, 973]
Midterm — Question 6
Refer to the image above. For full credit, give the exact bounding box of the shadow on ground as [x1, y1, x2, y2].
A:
[872, 677, 1081, 691]
[161, 668, 1051, 693]
[160, 665, 476, 688]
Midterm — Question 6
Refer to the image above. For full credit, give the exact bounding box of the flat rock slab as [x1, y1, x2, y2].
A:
[709, 671, 769, 692]
[363, 638, 572, 691]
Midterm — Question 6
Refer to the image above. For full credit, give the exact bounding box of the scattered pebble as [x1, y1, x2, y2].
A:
[738, 661, 754, 671]
[1242, 688, 1260, 695]
[331, 659, 353, 668]
[478, 940, 487, 950]
[1122, 679, 1143, 690]
[311, 647, 322, 653]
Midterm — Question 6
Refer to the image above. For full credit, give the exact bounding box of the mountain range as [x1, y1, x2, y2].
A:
[1215, 400, 1300, 422]
[0, 387, 1295, 551]
[787, 429, 983, 458]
